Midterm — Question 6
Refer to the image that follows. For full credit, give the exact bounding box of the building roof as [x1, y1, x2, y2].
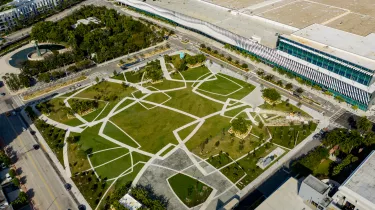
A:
[132, 0, 295, 47]
[340, 151, 375, 207]
[119, 194, 142, 210]
[303, 174, 330, 194]
[286, 24, 375, 71]
[256, 177, 311, 210]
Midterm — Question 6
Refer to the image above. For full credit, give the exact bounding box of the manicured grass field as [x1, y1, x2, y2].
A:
[89, 147, 129, 167]
[148, 76, 185, 90]
[68, 124, 124, 174]
[171, 66, 210, 81]
[160, 145, 175, 157]
[141, 92, 170, 108]
[95, 154, 132, 179]
[197, 74, 255, 102]
[110, 103, 194, 153]
[113, 98, 136, 113]
[177, 122, 199, 141]
[103, 121, 139, 148]
[224, 105, 252, 117]
[168, 173, 213, 207]
[164, 86, 222, 117]
[269, 123, 317, 149]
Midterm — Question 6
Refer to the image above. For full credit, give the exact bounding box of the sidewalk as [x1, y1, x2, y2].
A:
[19, 110, 91, 209]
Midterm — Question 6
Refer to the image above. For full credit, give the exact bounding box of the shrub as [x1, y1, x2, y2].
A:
[262, 88, 281, 102]
[231, 117, 251, 134]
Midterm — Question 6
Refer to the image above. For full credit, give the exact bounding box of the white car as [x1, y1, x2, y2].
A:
[5, 173, 11, 181]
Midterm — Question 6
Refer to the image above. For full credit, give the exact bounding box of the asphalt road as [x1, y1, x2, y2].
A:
[0, 108, 76, 210]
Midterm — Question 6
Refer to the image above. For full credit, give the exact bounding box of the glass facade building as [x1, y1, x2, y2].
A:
[116, 0, 375, 110]
[277, 37, 373, 86]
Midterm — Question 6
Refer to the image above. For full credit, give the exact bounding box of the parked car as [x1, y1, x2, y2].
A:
[64, 183, 72, 190]
[0, 93, 5, 96]
[78, 204, 86, 210]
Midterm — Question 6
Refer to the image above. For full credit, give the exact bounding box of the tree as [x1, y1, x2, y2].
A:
[352, 105, 358, 110]
[8, 169, 16, 178]
[258, 121, 264, 129]
[241, 63, 248, 68]
[262, 88, 281, 102]
[357, 116, 372, 134]
[231, 117, 251, 134]
[285, 83, 293, 90]
[200, 43, 206, 48]
[276, 80, 283, 86]
[12, 178, 20, 187]
[95, 76, 100, 83]
[296, 87, 304, 94]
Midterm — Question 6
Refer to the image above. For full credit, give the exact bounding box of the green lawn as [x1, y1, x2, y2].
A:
[178, 122, 199, 141]
[67, 98, 108, 122]
[171, 66, 210, 81]
[168, 173, 213, 208]
[113, 98, 136, 113]
[236, 144, 277, 189]
[68, 124, 123, 174]
[111, 73, 126, 81]
[269, 123, 317, 149]
[141, 92, 170, 108]
[220, 162, 246, 183]
[206, 153, 232, 168]
[313, 159, 332, 177]
[89, 147, 129, 167]
[197, 74, 255, 102]
[37, 97, 83, 126]
[75, 81, 136, 100]
[164, 86, 222, 117]
[147, 76, 185, 90]
[125, 71, 143, 83]
[110, 103, 194, 153]
[103, 121, 139, 148]
[224, 105, 252, 117]
[160, 145, 175, 157]
[95, 154, 132, 179]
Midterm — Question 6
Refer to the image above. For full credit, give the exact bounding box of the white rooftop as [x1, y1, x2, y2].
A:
[143, 0, 295, 47]
[340, 151, 375, 207]
[256, 177, 311, 210]
[119, 194, 142, 210]
[286, 24, 375, 71]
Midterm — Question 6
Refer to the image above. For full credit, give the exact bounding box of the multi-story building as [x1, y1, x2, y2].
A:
[116, 0, 375, 110]
[277, 24, 375, 110]
[0, 0, 62, 32]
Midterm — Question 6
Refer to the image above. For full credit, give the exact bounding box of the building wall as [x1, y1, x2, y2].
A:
[0, 0, 62, 32]
[277, 37, 373, 86]
[116, 0, 373, 110]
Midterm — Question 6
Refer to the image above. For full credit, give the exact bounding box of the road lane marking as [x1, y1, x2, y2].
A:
[5, 116, 62, 210]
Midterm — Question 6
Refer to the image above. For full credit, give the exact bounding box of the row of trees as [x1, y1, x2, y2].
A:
[70, 99, 99, 115]
[185, 54, 206, 65]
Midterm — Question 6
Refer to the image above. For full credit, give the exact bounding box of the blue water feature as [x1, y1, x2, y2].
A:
[9, 44, 65, 68]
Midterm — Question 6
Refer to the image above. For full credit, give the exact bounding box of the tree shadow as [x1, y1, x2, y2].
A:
[16, 167, 23, 175]
[26, 188, 35, 199]
[20, 176, 27, 185]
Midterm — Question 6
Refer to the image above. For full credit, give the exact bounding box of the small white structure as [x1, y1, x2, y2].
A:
[119, 194, 142, 210]
[72, 17, 101, 29]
